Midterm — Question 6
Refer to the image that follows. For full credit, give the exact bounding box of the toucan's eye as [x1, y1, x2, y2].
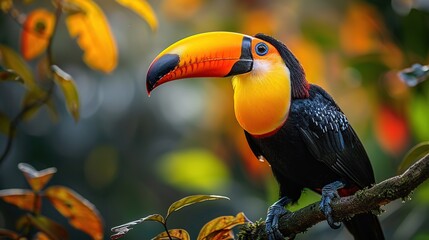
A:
[255, 42, 268, 56]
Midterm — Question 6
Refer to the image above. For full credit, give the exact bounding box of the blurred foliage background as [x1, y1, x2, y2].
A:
[1, 0, 429, 239]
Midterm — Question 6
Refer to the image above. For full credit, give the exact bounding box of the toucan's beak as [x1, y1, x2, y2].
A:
[146, 32, 254, 94]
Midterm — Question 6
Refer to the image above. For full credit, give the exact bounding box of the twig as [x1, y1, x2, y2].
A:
[238, 154, 429, 239]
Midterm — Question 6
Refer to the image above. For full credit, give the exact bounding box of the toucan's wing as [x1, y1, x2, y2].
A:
[297, 85, 375, 188]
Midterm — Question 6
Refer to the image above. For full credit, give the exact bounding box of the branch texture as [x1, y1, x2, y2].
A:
[238, 154, 429, 239]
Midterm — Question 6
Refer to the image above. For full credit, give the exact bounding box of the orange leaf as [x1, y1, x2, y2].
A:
[18, 163, 57, 192]
[65, 0, 117, 73]
[44, 186, 104, 240]
[116, 0, 158, 31]
[197, 212, 249, 240]
[0, 189, 39, 212]
[206, 230, 234, 240]
[21, 8, 55, 60]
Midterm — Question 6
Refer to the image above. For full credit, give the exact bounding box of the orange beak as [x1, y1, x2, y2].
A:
[146, 32, 255, 94]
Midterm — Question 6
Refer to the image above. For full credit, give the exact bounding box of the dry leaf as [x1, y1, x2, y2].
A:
[197, 212, 248, 240]
[0, 189, 39, 212]
[152, 229, 190, 240]
[44, 186, 104, 240]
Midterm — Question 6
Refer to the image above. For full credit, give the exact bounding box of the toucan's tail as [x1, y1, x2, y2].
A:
[344, 213, 384, 240]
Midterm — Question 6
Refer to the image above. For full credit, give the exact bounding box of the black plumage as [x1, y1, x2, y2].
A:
[245, 34, 384, 239]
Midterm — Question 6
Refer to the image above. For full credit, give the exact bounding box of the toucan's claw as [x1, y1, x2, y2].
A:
[266, 196, 292, 240]
[319, 181, 345, 229]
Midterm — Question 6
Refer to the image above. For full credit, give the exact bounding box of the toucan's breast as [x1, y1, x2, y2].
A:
[232, 58, 292, 136]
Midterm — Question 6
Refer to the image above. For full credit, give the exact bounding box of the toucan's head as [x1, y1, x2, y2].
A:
[147, 32, 309, 136]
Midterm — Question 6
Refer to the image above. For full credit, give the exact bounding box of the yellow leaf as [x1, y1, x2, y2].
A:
[152, 229, 190, 240]
[51, 65, 80, 122]
[0, 44, 39, 91]
[65, 0, 117, 73]
[20, 8, 55, 60]
[18, 163, 57, 192]
[166, 195, 229, 219]
[116, 0, 158, 31]
[44, 186, 104, 240]
[0, 189, 39, 212]
[197, 212, 249, 240]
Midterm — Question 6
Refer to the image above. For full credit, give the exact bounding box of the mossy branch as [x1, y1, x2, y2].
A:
[238, 154, 429, 239]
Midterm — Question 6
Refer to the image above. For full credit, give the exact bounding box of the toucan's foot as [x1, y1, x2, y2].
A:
[319, 181, 345, 229]
[265, 196, 292, 240]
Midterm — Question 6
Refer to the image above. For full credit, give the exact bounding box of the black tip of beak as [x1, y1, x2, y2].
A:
[146, 54, 180, 94]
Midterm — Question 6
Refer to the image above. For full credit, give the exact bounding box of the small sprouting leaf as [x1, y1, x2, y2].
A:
[18, 163, 57, 192]
[64, 0, 117, 73]
[152, 229, 190, 240]
[51, 65, 80, 122]
[398, 142, 429, 174]
[142, 214, 165, 224]
[21, 8, 55, 60]
[0, 44, 38, 91]
[0, 189, 39, 212]
[110, 214, 165, 239]
[398, 63, 429, 87]
[166, 195, 229, 219]
[116, 0, 158, 31]
[197, 212, 249, 240]
[44, 186, 104, 240]
[0, 65, 22, 82]
[18, 214, 68, 240]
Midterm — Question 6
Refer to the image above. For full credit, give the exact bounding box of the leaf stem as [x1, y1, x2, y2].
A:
[0, 3, 63, 166]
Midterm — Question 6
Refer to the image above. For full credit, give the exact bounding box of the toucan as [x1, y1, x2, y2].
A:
[146, 32, 384, 240]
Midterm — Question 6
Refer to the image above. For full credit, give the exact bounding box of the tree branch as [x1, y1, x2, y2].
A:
[238, 154, 429, 239]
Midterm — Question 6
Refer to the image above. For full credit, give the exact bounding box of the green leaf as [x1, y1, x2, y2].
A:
[0, 44, 39, 91]
[166, 195, 229, 220]
[17, 214, 68, 240]
[152, 229, 190, 240]
[0, 65, 22, 82]
[51, 65, 80, 122]
[397, 142, 429, 174]
[197, 212, 249, 240]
